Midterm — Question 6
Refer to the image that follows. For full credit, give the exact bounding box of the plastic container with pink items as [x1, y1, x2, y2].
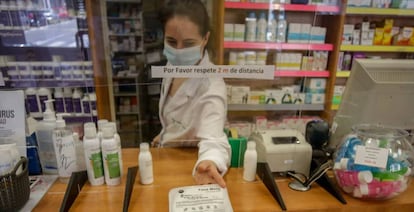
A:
[333, 124, 414, 200]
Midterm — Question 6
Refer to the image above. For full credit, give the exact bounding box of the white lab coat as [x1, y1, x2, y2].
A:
[158, 52, 231, 175]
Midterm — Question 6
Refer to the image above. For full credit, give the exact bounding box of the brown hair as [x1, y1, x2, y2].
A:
[160, 0, 213, 54]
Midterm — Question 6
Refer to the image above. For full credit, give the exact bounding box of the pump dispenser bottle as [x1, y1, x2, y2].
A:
[36, 99, 58, 174]
[53, 114, 78, 183]
[139, 142, 154, 184]
[83, 123, 104, 186]
[101, 125, 122, 186]
[243, 141, 257, 182]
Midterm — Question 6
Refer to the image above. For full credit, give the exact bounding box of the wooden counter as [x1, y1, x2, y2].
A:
[33, 148, 414, 211]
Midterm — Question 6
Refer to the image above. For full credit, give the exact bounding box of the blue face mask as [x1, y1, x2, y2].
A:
[163, 43, 202, 66]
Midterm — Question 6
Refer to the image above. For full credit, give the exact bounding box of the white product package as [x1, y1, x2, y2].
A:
[169, 184, 233, 212]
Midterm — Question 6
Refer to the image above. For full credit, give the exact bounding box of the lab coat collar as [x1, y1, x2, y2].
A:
[160, 51, 213, 113]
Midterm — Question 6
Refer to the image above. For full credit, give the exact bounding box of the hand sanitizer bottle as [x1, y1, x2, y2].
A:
[83, 123, 105, 186]
[139, 142, 154, 185]
[36, 99, 58, 174]
[101, 125, 122, 186]
[107, 122, 123, 176]
[53, 113, 78, 183]
[243, 141, 257, 182]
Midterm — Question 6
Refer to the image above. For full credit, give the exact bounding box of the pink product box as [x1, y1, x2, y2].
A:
[254, 116, 267, 130]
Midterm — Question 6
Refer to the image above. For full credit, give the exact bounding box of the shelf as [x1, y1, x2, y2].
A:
[224, 41, 333, 51]
[346, 7, 414, 16]
[116, 111, 140, 115]
[114, 93, 137, 97]
[109, 33, 142, 37]
[107, 17, 140, 20]
[224, 2, 340, 13]
[34, 115, 97, 123]
[227, 104, 324, 111]
[340, 45, 414, 52]
[275, 70, 330, 77]
[112, 50, 144, 54]
[336, 71, 351, 78]
[106, 0, 141, 3]
[6, 79, 94, 88]
[113, 76, 138, 80]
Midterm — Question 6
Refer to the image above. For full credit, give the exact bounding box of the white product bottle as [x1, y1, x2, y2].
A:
[245, 12, 257, 42]
[139, 142, 154, 185]
[72, 88, 82, 115]
[54, 87, 65, 113]
[63, 87, 73, 113]
[83, 124, 105, 186]
[73, 132, 86, 171]
[257, 12, 267, 42]
[81, 94, 90, 115]
[101, 125, 122, 186]
[243, 141, 257, 182]
[276, 11, 287, 43]
[38, 87, 51, 113]
[36, 99, 58, 174]
[88, 92, 97, 116]
[53, 114, 78, 183]
[107, 122, 123, 176]
[25, 87, 42, 118]
[267, 12, 277, 42]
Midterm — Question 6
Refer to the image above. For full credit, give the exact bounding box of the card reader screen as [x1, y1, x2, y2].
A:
[272, 137, 298, 144]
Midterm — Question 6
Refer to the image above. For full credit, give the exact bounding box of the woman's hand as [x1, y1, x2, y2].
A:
[151, 134, 160, 147]
[194, 160, 226, 188]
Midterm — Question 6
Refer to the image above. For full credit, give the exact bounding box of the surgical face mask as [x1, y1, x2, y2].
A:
[163, 43, 202, 66]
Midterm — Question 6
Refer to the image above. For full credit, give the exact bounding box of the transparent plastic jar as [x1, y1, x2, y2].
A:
[333, 124, 414, 200]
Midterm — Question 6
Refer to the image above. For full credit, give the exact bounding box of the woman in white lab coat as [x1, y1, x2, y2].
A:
[152, 0, 231, 188]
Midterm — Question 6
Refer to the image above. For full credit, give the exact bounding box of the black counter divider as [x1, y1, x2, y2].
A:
[60, 170, 88, 212]
[257, 162, 287, 211]
[311, 159, 347, 204]
[123, 166, 138, 212]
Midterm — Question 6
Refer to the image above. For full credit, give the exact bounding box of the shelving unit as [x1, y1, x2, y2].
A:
[331, 2, 414, 113]
[102, 0, 147, 147]
[216, 0, 343, 122]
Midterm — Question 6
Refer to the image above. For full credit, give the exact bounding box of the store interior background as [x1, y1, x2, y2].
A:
[1, 0, 414, 148]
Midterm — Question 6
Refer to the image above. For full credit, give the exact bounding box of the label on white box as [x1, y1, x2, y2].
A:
[354, 146, 388, 169]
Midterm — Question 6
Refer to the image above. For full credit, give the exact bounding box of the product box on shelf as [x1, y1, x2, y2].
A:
[361, 29, 375, 45]
[304, 78, 326, 91]
[233, 24, 245, 41]
[264, 89, 284, 104]
[300, 24, 312, 43]
[305, 93, 325, 104]
[287, 23, 302, 43]
[230, 86, 250, 104]
[224, 23, 234, 41]
[352, 30, 360, 45]
[248, 90, 266, 104]
[342, 24, 354, 45]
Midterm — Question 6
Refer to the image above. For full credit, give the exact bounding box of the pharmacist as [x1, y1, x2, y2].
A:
[152, 0, 231, 188]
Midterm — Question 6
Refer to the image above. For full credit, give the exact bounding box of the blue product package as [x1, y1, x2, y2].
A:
[26, 132, 42, 175]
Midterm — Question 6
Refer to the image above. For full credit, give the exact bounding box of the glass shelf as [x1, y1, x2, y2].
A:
[224, 41, 333, 51]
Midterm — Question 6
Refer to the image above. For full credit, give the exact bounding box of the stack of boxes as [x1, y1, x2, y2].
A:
[287, 23, 327, 44]
[343, 18, 414, 46]
[304, 78, 326, 104]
